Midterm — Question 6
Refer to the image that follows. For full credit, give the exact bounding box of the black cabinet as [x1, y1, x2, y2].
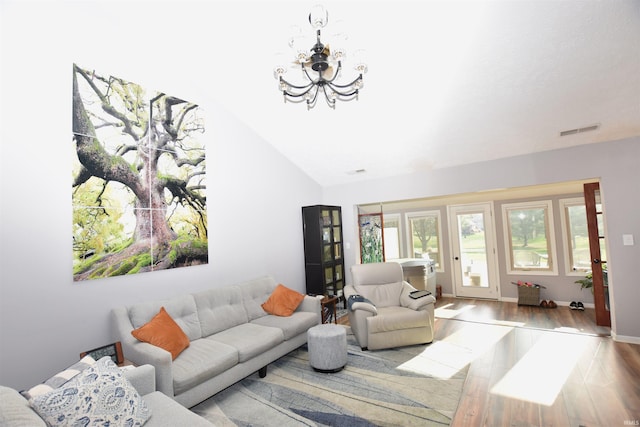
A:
[302, 205, 345, 299]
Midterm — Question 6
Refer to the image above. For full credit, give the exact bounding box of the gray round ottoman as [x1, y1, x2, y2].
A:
[307, 324, 347, 372]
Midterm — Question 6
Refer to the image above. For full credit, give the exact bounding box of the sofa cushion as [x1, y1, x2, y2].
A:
[239, 276, 279, 321]
[30, 356, 150, 427]
[261, 284, 305, 317]
[0, 386, 47, 427]
[366, 306, 429, 333]
[129, 294, 202, 341]
[172, 339, 238, 396]
[20, 355, 96, 400]
[251, 311, 319, 340]
[207, 323, 284, 363]
[132, 307, 191, 360]
[193, 286, 248, 337]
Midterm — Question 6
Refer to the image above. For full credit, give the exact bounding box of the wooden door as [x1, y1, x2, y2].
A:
[584, 182, 611, 327]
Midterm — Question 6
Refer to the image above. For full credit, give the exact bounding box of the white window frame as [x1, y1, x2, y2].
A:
[405, 210, 443, 272]
[559, 197, 590, 276]
[501, 200, 558, 275]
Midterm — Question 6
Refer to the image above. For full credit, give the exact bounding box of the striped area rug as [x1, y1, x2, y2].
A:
[191, 330, 467, 426]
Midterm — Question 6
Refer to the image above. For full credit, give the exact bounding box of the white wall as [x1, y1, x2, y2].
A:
[0, 2, 321, 389]
[324, 138, 640, 342]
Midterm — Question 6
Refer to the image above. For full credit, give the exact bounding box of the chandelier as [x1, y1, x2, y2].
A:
[273, 5, 368, 110]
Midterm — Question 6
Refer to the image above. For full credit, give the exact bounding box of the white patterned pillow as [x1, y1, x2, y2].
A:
[30, 356, 151, 427]
[21, 355, 96, 400]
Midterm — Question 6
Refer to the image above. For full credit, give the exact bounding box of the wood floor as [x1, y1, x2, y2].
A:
[339, 297, 640, 426]
[435, 297, 640, 427]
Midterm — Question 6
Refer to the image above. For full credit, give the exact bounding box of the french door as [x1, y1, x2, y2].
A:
[584, 182, 611, 327]
[448, 203, 500, 299]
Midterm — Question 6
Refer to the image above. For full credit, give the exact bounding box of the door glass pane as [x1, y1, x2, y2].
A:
[333, 227, 341, 243]
[325, 266, 333, 285]
[323, 245, 331, 262]
[597, 214, 605, 238]
[599, 237, 607, 263]
[332, 210, 340, 226]
[335, 264, 342, 281]
[334, 243, 341, 259]
[322, 227, 331, 244]
[457, 212, 489, 288]
[321, 210, 330, 226]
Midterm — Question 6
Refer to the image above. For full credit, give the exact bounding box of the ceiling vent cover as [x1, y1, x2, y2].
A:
[560, 124, 600, 137]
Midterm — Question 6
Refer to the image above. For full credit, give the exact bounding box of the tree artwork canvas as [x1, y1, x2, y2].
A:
[72, 64, 207, 281]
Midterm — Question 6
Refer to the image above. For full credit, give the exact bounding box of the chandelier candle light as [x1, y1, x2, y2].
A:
[273, 5, 368, 109]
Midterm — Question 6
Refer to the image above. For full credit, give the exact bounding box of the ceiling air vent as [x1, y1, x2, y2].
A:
[560, 124, 600, 137]
[347, 168, 367, 175]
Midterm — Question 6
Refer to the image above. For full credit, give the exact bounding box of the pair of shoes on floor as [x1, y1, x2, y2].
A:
[540, 300, 557, 308]
[570, 301, 585, 311]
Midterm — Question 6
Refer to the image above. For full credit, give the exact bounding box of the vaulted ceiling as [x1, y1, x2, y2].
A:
[207, 1, 639, 187]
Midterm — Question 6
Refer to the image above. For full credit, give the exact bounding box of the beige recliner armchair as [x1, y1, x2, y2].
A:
[344, 262, 436, 350]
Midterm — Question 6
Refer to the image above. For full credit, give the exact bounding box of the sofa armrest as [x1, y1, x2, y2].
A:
[296, 295, 322, 324]
[123, 364, 156, 396]
[111, 307, 174, 397]
[344, 285, 377, 314]
[400, 281, 436, 310]
[0, 386, 47, 427]
[350, 301, 378, 314]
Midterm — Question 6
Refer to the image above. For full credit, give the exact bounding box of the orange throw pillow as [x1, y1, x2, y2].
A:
[131, 307, 190, 360]
[261, 284, 305, 317]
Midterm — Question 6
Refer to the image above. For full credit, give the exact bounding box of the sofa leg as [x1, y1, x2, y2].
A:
[258, 366, 267, 378]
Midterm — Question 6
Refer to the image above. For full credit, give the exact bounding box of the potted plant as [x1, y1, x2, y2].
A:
[575, 267, 608, 296]
[575, 272, 593, 293]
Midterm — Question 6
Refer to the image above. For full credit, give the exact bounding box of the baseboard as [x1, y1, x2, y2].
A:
[498, 297, 595, 309]
[443, 294, 595, 309]
[611, 332, 640, 344]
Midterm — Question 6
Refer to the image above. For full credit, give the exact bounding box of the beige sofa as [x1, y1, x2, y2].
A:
[0, 364, 213, 427]
[344, 262, 436, 350]
[111, 276, 321, 408]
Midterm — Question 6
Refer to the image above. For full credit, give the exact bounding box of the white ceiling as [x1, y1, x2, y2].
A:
[205, 0, 640, 187]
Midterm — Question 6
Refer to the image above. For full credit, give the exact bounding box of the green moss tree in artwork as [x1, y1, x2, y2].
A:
[72, 64, 208, 280]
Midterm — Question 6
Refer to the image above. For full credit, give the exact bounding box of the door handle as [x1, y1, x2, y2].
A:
[454, 256, 459, 260]
[593, 259, 600, 264]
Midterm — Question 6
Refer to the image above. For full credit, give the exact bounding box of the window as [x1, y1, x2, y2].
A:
[405, 211, 442, 270]
[383, 214, 401, 260]
[502, 201, 557, 275]
[559, 197, 592, 275]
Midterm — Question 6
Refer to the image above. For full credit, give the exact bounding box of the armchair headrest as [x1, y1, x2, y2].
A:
[351, 262, 403, 286]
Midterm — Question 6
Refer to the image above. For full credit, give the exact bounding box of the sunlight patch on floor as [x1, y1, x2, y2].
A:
[434, 303, 476, 319]
[480, 319, 526, 328]
[490, 333, 590, 405]
[398, 322, 513, 379]
[554, 326, 586, 334]
[435, 303, 526, 327]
